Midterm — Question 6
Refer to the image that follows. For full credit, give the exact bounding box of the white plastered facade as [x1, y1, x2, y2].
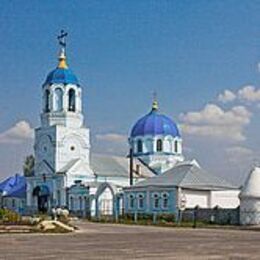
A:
[240, 167, 260, 225]
[26, 76, 94, 212]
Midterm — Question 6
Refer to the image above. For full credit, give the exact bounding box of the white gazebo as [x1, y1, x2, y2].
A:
[240, 167, 260, 225]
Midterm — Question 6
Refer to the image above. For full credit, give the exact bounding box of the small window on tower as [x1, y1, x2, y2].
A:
[44, 89, 50, 112]
[156, 139, 163, 152]
[70, 146, 75, 151]
[137, 140, 143, 153]
[68, 89, 76, 112]
[174, 140, 178, 153]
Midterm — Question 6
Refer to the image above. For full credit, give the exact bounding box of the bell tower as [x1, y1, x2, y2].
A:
[41, 33, 83, 128]
[33, 31, 94, 186]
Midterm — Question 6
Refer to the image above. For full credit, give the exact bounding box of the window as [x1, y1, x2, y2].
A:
[174, 140, 178, 153]
[12, 199, 16, 208]
[156, 139, 163, 152]
[137, 194, 144, 209]
[53, 88, 63, 112]
[44, 89, 50, 112]
[137, 140, 143, 153]
[162, 193, 169, 209]
[129, 194, 135, 209]
[68, 89, 76, 112]
[153, 193, 160, 209]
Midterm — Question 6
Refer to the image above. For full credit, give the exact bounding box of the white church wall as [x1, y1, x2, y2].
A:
[34, 127, 56, 175]
[211, 190, 240, 209]
[182, 189, 210, 208]
[56, 125, 90, 173]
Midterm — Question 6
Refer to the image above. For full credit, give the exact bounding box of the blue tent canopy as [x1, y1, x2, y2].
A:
[0, 174, 26, 198]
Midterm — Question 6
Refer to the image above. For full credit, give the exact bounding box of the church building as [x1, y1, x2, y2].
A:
[0, 32, 242, 220]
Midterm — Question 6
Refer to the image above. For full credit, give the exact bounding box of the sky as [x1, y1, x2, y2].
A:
[0, 0, 260, 185]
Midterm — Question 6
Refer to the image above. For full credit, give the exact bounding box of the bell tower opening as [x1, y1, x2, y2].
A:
[53, 88, 63, 112]
[44, 89, 50, 113]
[68, 88, 76, 112]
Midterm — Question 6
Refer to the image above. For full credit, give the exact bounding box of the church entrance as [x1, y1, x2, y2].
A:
[32, 185, 51, 213]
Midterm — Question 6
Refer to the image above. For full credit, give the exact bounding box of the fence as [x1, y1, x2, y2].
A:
[182, 207, 240, 225]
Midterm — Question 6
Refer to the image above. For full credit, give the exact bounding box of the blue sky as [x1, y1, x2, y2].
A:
[0, 0, 260, 184]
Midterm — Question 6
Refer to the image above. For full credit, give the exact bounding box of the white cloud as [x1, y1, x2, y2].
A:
[225, 146, 255, 164]
[238, 85, 260, 102]
[218, 90, 236, 103]
[96, 133, 127, 143]
[226, 146, 253, 157]
[180, 104, 251, 141]
[0, 121, 34, 144]
[218, 85, 260, 104]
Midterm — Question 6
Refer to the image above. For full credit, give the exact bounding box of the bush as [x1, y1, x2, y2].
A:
[137, 213, 153, 221]
[157, 213, 175, 223]
[0, 208, 21, 224]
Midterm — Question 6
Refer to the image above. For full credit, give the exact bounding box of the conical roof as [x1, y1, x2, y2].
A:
[240, 167, 260, 199]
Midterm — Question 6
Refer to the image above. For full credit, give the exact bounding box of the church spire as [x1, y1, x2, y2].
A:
[57, 30, 68, 69]
[152, 91, 158, 111]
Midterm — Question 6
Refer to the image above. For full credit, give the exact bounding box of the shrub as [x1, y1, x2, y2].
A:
[157, 213, 175, 223]
[0, 208, 21, 224]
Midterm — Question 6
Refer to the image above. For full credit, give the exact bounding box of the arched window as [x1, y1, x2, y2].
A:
[129, 194, 135, 209]
[68, 89, 76, 112]
[137, 140, 143, 153]
[162, 193, 169, 209]
[137, 194, 144, 209]
[53, 88, 63, 112]
[153, 193, 160, 209]
[156, 139, 163, 152]
[174, 140, 178, 153]
[44, 89, 50, 112]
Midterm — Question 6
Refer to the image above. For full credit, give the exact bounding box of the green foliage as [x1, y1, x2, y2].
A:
[0, 208, 21, 224]
[23, 155, 35, 177]
[117, 213, 176, 226]
[157, 213, 175, 223]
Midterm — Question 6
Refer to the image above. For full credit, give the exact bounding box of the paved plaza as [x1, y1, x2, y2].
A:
[0, 221, 260, 259]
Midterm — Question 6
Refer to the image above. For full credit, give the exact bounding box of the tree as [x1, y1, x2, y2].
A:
[23, 155, 35, 177]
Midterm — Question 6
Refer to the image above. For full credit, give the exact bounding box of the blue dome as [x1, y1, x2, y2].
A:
[44, 67, 79, 86]
[131, 110, 180, 138]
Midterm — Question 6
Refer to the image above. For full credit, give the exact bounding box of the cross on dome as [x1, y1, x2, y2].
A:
[57, 30, 68, 69]
[152, 91, 159, 111]
[43, 30, 79, 86]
